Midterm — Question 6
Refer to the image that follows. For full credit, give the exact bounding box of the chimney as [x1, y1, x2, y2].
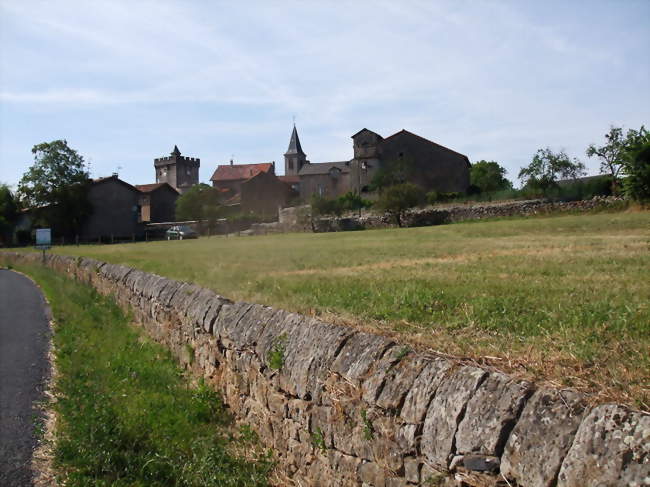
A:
[230, 158, 233, 166]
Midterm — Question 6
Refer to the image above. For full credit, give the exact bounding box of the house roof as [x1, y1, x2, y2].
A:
[298, 161, 350, 176]
[135, 182, 179, 194]
[92, 175, 139, 192]
[351, 128, 383, 139]
[285, 125, 305, 155]
[383, 129, 470, 165]
[278, 175, 300, 184]
[210, 163, 274, 182]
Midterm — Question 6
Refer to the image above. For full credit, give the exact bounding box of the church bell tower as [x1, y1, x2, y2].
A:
[284, 125, 307, 176]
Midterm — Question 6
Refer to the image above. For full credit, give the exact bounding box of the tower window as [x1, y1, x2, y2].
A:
[289, 160, 294, 170]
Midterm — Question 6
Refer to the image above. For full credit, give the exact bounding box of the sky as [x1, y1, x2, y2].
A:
[1, 0, 648, 189]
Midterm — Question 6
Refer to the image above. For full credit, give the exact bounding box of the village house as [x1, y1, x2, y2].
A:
[79, 175, 144, 240]
[135, 183, 179, 223]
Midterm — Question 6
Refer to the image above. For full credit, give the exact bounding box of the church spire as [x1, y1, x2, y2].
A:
[285, 125, 304, 155]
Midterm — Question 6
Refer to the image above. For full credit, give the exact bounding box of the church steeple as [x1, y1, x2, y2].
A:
[285, 125, 305, 155]
[284, 124, 307, 176]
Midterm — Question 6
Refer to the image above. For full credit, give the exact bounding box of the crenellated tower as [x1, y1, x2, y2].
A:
[284, 125, 307, 176]
[154, 145, 200, 194]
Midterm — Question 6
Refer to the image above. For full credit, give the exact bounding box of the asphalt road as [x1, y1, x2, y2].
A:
[0, 269, 51, 487]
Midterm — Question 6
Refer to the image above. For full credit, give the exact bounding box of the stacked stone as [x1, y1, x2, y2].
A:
[1, 251, 648, 486]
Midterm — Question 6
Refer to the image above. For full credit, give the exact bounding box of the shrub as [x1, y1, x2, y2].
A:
[376, 183, 425, 226]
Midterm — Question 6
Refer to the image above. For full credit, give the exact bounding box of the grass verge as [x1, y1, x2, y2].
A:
[15, 263, 273, 487]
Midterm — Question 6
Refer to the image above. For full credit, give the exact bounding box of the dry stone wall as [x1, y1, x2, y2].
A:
[3, 251, 648, 487]
[313, 197, 627, 233]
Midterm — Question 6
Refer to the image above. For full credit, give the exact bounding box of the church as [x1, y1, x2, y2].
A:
[283, 125, 471, 201]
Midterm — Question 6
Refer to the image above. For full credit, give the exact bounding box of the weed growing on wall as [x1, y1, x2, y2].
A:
[268, 333, 287, 370]
[360, 409, 375, 441]
[310, 427, 327, 452]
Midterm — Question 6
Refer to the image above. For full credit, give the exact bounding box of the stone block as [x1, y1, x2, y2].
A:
[376, 354, 428, 412]
[213, 301, 254, 346]
[501, 388, 586, 487]
[330, 332, 394, 385]
[455, 372, 532, 456]
[557, 404, 650, 487]
[280, 317, 354, 401]
[462, 454, 499, 473]
[399, 358, 452, 424]
[403, 456, 419, 483]
[361, 346, 403, 404]
[358, 461, 386, 487]
[421, 366, 487, 469]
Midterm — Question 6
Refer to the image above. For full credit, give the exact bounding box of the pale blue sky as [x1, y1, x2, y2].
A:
[1, 0, 648, 188]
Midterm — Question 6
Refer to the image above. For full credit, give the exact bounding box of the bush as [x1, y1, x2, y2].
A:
[311, 192, 372, 217]
[426, 191, 462, 205]
[376, 183, 425, 226]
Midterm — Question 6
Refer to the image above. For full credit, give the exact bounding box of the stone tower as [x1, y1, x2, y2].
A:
[154, 145, 200, 194]
[284, 125, 307, 176]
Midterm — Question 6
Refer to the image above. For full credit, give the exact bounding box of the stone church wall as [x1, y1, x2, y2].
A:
[2, 251, 647, 487]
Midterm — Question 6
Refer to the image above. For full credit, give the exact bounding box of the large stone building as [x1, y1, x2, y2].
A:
[286, 125, 470, 200]
[154, 145, 200, 194]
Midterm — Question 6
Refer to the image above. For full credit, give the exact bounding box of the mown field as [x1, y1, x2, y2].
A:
[51, 211, 649, 409]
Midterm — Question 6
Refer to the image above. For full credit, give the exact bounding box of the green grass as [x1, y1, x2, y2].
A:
[14, 263, 273, 487]
[14, 210, 650, 408]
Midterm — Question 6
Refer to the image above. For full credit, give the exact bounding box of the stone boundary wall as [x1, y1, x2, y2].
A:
[3, 252, 647, 487]
[312, 197, 626, 233]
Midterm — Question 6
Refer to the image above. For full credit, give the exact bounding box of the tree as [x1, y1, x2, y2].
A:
[175, 184, 222, 223]
[17, 140, 91, 237]
[621, 132, 650, 201]
[0, 184, 19, 245]
[470, 160, 512, 193]
[518, 148, 586, 195]
[376, 182, 425, 227]
[587, 125, 648, 193]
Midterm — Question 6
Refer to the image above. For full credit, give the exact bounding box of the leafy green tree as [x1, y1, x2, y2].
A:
[17, 140, 91, 237]
[0, 184, 19, 245]
[470, 160, 512, 193]
[621, 131, 650, 201]
[175, 184, 222, 223]
[518, 148, 586, 195]
[587, 125, 648, 193]
[376, 182, 425, 227]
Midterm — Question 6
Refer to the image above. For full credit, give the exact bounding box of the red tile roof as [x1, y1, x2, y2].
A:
[210, 163, 274, 182]
[135, 183, 178, 193]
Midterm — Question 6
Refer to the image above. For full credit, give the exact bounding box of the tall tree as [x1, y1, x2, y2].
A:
[17, 140, 91, 237]
[519, 148, 586, 195]
[175, 183, 222, 222]
[0, 184, 19, 245]
[470, 160, 512, 193]
[587, 125, 648, 193]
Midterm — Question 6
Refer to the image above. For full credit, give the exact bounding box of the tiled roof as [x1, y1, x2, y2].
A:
[298, 161, 350, 176]
[278, 175, 300, 183]
[135, 183, 178, 193]
[210, 163, 274, 182]
[383, 129, 469, 162]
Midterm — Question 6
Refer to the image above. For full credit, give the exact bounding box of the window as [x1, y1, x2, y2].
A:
[288, 160, 294, 170]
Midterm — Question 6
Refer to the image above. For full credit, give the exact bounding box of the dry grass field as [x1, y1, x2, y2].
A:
[49, 210, 649, 409]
